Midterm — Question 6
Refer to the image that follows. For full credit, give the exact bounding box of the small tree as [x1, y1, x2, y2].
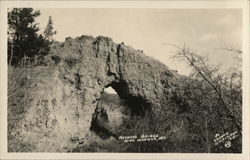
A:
[43, 16, 57, 43]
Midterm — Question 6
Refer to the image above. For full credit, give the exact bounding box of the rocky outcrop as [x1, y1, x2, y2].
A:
[8, 35, 180, 152]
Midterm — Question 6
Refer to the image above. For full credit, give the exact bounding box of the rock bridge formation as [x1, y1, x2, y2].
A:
[9, 35, 180, 152]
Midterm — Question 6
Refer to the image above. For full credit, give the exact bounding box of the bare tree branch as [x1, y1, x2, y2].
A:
[171, 44, 242, 133]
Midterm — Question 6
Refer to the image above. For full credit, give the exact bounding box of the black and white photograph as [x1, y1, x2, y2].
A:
[0, 0, 249, 159]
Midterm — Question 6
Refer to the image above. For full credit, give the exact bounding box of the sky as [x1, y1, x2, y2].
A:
[35, 9, 242, 93]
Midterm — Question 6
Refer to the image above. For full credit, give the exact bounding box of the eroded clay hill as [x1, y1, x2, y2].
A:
[8, 35, 240, 152]
[9, 35, 181, 152]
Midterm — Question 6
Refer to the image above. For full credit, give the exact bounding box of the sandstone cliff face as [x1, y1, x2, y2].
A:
[8, 35, 180, 152]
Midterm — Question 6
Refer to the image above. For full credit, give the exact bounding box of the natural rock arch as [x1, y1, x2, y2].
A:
[9, 35, 179, 152]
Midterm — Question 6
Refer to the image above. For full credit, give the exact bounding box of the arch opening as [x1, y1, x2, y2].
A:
[90, 81, 152, 139]
[110, 80, 152, 116]
[90, 86, 127, 139]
